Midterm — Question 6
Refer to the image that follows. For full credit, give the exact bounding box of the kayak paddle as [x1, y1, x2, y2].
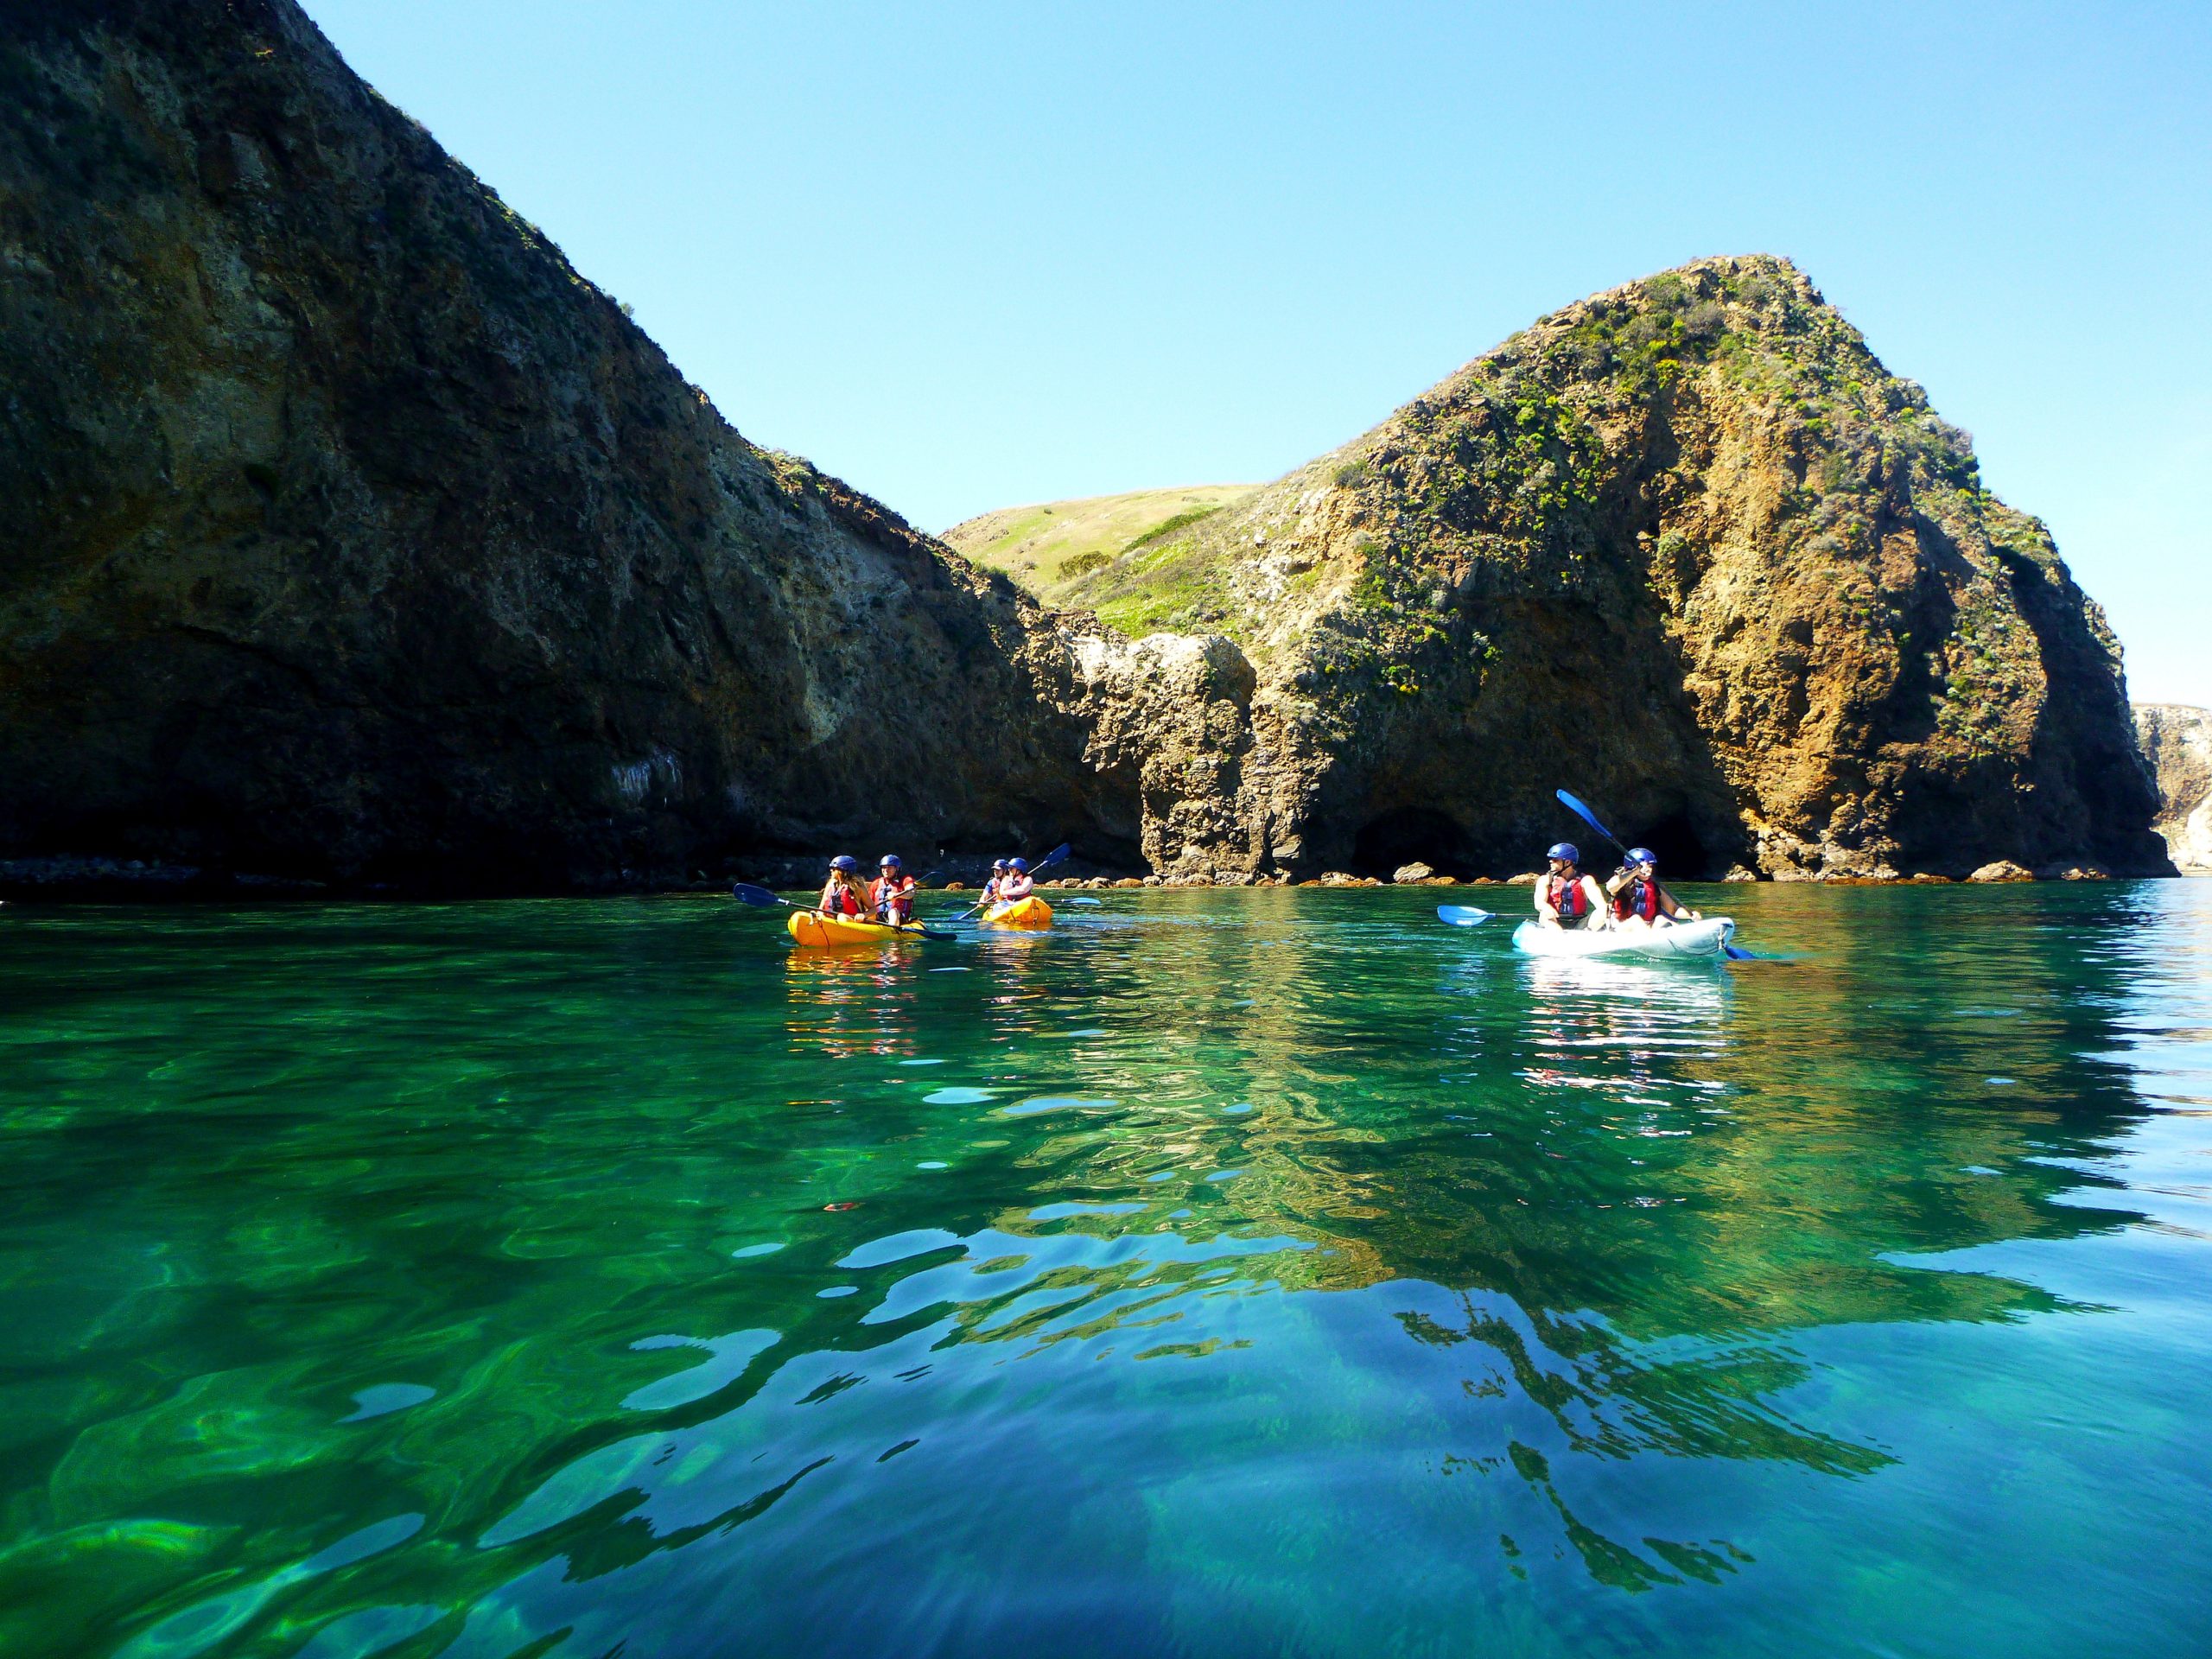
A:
[1436, 905, 1493, 927]
[951, 842, 1071, 921]
[730, 881, 955, 942]
[1554, 790, 1751, 960]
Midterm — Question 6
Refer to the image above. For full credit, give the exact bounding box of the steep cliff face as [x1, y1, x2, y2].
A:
[0, 0, 1131, 891]
[1048, 257, 2167, 879]
[2134, 705, 2212, 872]
[0, 5, 2166, 892]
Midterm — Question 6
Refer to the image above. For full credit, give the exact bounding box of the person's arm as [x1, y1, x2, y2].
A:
[1660, 888, 1699, 921]
[1581, 875, 1611, 925]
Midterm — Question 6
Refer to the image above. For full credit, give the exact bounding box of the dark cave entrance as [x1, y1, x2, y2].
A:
[1632, 810, 1712, 880]
[1353, 807, 1465, 877]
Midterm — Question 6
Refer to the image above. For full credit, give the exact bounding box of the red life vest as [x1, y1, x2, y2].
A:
[1544, 873, 1589, 918]
[871, 874, 915, 922]
[825, 881, 861, 917]
[999, 874, 1034, 902]
[1614, 877, 1661, 921]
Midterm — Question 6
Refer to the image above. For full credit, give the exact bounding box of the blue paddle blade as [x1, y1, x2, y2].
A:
[1069, 896, 1103, 906]
[1554, 789, 1617, 846]
[1436, 905, 1492, 927]
[730, 882, 785, 907]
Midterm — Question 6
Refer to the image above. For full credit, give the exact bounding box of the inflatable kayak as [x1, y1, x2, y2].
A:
[1511, 918, 1736, 960]
[978, 896, 1054, 930]
[787, 911, 932, 948]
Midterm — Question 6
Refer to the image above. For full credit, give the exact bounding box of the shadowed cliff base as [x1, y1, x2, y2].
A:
[0, 3, 2170, 893]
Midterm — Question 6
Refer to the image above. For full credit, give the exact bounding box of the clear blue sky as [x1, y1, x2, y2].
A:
[298, 0, 2211, 707]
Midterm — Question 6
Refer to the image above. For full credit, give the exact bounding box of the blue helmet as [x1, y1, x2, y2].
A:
[830, 855, 859, 873]
[1546, 842, 1580, 864]
[879, 854, 902, 868]
[992, 858, 1010, 870]
[1009, 858, 1030, 873]
[1626, 847, 1657, 867]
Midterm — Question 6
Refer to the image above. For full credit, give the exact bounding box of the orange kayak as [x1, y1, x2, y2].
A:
[786, 911, 932, 948]
[978, 896, 1054, 930]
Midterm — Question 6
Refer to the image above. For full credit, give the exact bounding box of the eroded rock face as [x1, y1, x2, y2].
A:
[2134, 705, 2212, 872]
[0, 0, 1128, 890]
[1055, 257, 2169, 880]
[0, 9, 2170, 892]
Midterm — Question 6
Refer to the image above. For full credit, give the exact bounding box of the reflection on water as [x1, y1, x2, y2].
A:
[1, 883, 2209, 1657]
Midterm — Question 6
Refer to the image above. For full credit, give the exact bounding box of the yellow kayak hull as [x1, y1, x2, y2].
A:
[786, 911, 930, 948]
[979, 896, 1054, 930]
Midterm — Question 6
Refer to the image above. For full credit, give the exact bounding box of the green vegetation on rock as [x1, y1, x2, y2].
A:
[944, 255, 2165, 881]
[942, 485, 1258, 607]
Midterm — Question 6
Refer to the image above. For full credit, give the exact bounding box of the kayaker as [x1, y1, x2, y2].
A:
[817, 855, 870, 918]
[1535, 842, 1606, 931]
[1606, 848, 1700, 928]
[871, 855, 917, 925]
[997, 857, 1036, 904]
[980, 858, 1011, 905]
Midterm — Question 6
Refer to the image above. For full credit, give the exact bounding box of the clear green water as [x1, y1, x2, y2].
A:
[3, 882, 2209, 1658]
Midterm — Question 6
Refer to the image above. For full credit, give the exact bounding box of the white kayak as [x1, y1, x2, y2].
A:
[1511, 918, 1736, 960]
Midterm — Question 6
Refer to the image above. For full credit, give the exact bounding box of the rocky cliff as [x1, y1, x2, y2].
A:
[0, 0, 1135, 893]
[0, 6, 2167, 893]
[2134, 705, 2212, 872]
[1035, 257, 2167, 880]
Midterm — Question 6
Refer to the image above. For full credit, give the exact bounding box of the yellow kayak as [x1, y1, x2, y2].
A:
[979, 896, 1054, 930]
[786, 911, 931, 948]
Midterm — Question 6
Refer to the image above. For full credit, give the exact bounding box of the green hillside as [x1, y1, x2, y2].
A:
[942, 485, 1258, 612]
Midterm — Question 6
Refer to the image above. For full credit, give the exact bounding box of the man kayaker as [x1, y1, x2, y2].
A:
[817, 855, 870, 918]
[871, 855, 917, 925]
[996, 857, 1036, 904]
[1535, 842, 1606, 931]
[1605, 848, 1700, 929]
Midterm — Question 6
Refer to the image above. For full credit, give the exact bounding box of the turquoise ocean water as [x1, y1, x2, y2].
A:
[2, 881, 2208, 1657]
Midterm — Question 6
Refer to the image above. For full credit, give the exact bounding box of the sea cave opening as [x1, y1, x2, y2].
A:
[1352, 807, 1466, 878]
[1631, 810, 1713, 880]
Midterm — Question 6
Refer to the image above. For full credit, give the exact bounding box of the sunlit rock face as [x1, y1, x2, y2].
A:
[0, 0, 1134, 890]
[0, 5, 2168, 890]
[2135, 705, 2212, 873]
[1043, 257, 2169, 881]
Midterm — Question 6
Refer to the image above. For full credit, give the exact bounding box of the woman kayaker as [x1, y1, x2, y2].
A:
[1535, 842, 1606, 931]
[871, 855, 917, 925]
[980, 858, 1011, 905]
[817, 855, 870, 919]
[997, 858, 1036, 904]
[1605, 848, 1700, 929]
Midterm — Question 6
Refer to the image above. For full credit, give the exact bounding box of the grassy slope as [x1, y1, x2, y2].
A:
[942, 485, 1258, 613]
